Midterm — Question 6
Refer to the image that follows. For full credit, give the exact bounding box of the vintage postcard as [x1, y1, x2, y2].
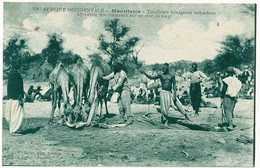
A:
[1, 1, 256, 167]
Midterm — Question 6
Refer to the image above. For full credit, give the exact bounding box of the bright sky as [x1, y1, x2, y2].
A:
[3, 3, 255, 64]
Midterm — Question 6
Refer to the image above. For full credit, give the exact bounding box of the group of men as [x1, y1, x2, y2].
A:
[4, 59, 242, 135]
[25, 85, 43, 102]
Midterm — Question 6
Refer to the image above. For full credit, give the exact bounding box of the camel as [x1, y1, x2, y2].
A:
[48, 61, 73, 124]
[70, 58, 90, 122]
[84, 55, 111, 126]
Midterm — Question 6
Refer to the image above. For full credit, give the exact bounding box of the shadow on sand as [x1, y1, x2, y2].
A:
[19, 126, 43, 135]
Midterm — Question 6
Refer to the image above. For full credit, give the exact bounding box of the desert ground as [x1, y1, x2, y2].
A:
[2, 81, 254, 167]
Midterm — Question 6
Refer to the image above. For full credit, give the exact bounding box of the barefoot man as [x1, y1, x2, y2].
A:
[221, 66, 242, 131]
[189, 63, 207, 116]
[141, 63, 191, 126]
[5, 61, 25, 135]
[101, 60, 133, 125]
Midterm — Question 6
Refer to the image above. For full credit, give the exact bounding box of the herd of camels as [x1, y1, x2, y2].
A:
[48, 56, 112, 128]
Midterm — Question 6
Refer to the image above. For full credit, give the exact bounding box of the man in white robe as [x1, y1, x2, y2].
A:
[4, 62, 25, 134]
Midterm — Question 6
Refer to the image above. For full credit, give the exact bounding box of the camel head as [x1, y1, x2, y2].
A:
[83, 101, 91, 115]
[76, 58, 83, 66]
[88, 53, 111, 75]
[72, 105, 81, 123]
[55, 60, 63, 68]
[64, 104, 75, 124]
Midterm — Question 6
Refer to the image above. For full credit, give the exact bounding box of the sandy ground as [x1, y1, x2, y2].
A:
[2, 94, 254, 167]
[1, 80, 254, 166]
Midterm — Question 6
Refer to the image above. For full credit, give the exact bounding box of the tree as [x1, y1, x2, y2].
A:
[152, 63, 160, 73]
[214, 35, 255, 71]
[131, 44, 144, 68]
[60, 50, 81, 66]
[41, 33, 64, 67]
[3, 35, 28, 70]
[242, 38, 255, 65]
[241, 4, 255, 15]
[170, 60, 192, 74]
[98, 19, 140, 65]
[201, 59, 217, 75]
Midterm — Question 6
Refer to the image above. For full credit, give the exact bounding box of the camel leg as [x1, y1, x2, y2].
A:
[104, 96, 109, 116]
[72, 85, 77, 108]
[81, 85, 87, 119]
[76, 81, 84, 122]
[61, 80, 73, 116]
[99, 100, 104, 117]
[49, 89, 57, 124]
[98, 99, 108, 123]
[57, 88, 65, 124]
[79, 82, 83, 108]
[86, 98, 99, 125]
[58, 88, 62, 116]
[72, 81, 83, 123]
[83, 82, 89, 105]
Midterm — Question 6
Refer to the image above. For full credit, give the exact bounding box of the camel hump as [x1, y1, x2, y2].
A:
[49, 62, 70, 84]
[73, 63, 90, 76]
[72, 67, 89, 86]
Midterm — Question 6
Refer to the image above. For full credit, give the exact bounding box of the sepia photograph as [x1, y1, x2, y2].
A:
[1, 1, 257, 167]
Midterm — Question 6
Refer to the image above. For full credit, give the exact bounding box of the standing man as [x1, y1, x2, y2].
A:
[101, 60, 133, 124]
[189, 63, 207, 116]
[4, 61, 25, 135]
[221, 66, 242, 131]
[141, 63, 191, 126]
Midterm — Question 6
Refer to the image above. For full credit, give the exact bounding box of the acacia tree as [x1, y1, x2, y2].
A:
[201, 59, 217, 75]
[41, 33, 64, 67]
[131, 44, 144, 68]
[3, 35, 29, 70]
[242, 38, 255, 64]
[214, 35, 255, 71]
[98, 19, 140, 65]
[199, 35, 255, 76]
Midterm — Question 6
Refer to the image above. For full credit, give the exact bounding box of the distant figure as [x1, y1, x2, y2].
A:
[141, 63, 191, 126]
[214, 72, 222, 93]
[179, 90, 190, 106]
[34, 86, 43, 100]
[25, 85, 35, 102]
[221, 66, 242, 131]
[40, 88, 53, 101]
[242, 66, 254, 97]
[147, 89, 154, 103]
[27, 85, 35, 96]
[4, 62, 25, 135]
[189, 63, 207, 116]
[242, 66, 253, 85]
[137, 88, 147, 104]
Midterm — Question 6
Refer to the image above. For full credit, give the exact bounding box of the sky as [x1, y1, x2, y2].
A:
[3, 2, 255, 64]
